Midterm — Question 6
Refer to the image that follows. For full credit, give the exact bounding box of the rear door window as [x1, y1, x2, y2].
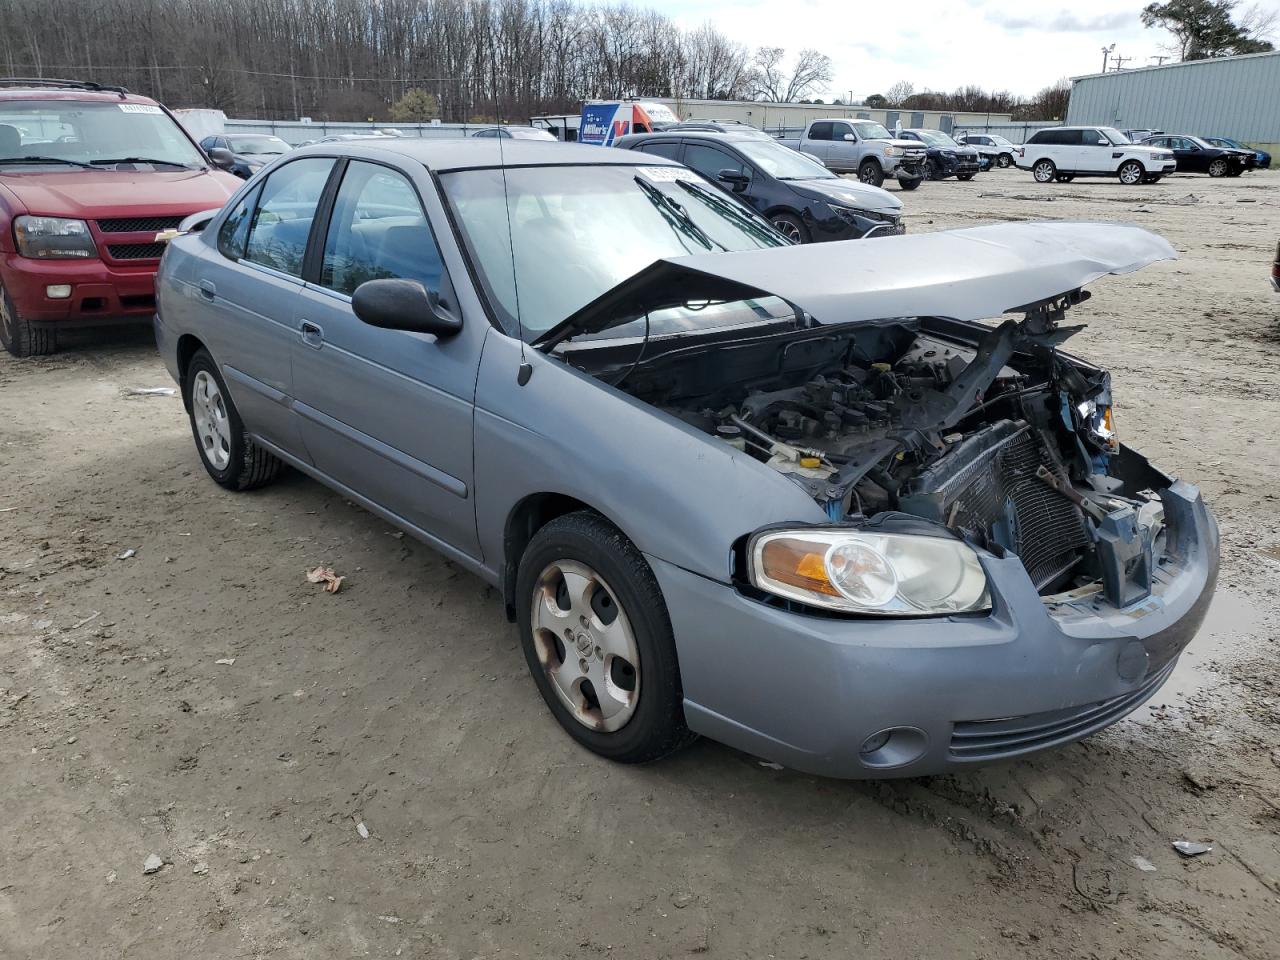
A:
[637, 141, 681, 160]
[682, 144, 747, 183]
[807, 122, 833, 141]
[244, 157, 335, 277]
[319, 161, 444, 296]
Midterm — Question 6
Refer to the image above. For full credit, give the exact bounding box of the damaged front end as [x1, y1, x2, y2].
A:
[552, 222, 1204, 617]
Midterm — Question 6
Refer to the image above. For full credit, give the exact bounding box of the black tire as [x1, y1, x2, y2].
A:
[1208, 158, 1228, 178]
[1225, 167, 1242, 178]
[769, 212, 809, 244]
[923, 159, 941, 181]
[0, 284, 56, 358]
[1142, 175, 1163, 184]
[183, 348, 282, 490]
[956, 172, 975, 181]
[856, 159, 884, 187]
[515, 510, 694, 764]
[1117, 160, 1145, 185]
[897, 175, 922, 191]
[1054, 173, 1075, 183]
[1032, 159, 1056, 183]
[996, 153, 1013, 168]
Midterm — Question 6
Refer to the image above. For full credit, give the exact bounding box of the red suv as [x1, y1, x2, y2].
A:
[0, 79, 242, 356]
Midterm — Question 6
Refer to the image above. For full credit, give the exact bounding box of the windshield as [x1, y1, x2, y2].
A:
[736, 140, 835, 180]
[0, 99, 205, 168]
[851, 121, 893, 141]
[912, 130, 958, 147]
[989, 135, 1013, 146]
[228, 135, 289, 155]
[1100, 127, 1131, 145]
[440, 164, 788, 341]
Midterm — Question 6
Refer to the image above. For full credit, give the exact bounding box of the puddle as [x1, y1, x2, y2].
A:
[1132, 587, 1267, 725]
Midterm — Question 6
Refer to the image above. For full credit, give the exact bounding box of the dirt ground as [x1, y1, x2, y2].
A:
[2, 166, 1279, 960]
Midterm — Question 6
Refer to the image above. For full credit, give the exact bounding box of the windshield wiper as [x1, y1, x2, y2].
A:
[0, 156, 96, 169]
[633, 176, 724, 253]
[89, 157, 198, 169]
[675, 179, 786, 246]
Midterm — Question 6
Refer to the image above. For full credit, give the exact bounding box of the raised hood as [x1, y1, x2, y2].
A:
[535, 221, 1175, 348]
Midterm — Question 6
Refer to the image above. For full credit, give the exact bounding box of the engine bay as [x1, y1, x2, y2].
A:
[568, 301, 1170, 607]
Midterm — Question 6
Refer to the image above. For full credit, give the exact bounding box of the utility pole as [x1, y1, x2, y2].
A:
[1101, 43, 1115, 72]
[1112, 55, 1132, 71]
[1152, 55, 1169, 65]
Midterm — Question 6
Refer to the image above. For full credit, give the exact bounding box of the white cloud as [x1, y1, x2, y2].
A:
[647, 0, 1280, 98]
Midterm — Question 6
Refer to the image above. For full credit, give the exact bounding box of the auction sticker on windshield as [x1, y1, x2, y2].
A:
[636, 166, 700, 183]
[119, 104, 164, 114]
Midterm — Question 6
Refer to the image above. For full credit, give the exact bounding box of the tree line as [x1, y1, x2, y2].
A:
[0, 0, 834, 122]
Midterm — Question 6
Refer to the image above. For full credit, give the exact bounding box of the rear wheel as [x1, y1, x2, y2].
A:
[924, 159, 942, 181]
[1032, 159, 1056, 183]
[996, 153, 1013, 168]
[516, 511, 693, 764]
[1208, 158, 1228, 178]
[0, 284, 56, 358]
[769, 212, 809, 244]
[183, 349, 282, 490]
[856, 159, 884, 187]
[1118, 160, 1145, 185]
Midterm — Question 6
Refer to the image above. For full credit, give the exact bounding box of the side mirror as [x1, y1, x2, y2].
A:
[178, 208, 224, 234]
[208, 147, 236, 170]
[717, 168, 750, 192]
[352, 278, 462, 338]
[842, 133, 855, 142]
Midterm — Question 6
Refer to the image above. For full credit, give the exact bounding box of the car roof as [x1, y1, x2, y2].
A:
[0, 85, 159, 106]
[289, 138, 683, 170]
[614, 131, 761, 147]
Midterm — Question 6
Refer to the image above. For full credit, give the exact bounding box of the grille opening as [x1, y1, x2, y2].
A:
[120, 294, 156, 310]
[96, 216, 184, 234]
[81, 297, 106, 311]
[107, 243, 167, 261]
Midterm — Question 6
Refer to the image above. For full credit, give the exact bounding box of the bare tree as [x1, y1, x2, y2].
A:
[884, 80, 915, 107]
[748, 46, 833, 102]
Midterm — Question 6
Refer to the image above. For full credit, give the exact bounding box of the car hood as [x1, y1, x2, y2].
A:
[885, 139, 926, 151]
[0, 168, 242, 219]
[536, 221, 1175, 348]
[786, 178, 902, 214]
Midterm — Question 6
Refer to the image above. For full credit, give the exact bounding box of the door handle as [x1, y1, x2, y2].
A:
[299, 319, 323, 348]
[198, 279, 216, 300]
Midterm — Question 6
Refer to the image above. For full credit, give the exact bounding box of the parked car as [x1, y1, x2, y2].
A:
[897, 129, 982, 181]
[198, 133, 291, 179]
[1016, 126, 1176, 184]
[0, 77, 242, 357]
[661, 121, 776, 140]
[1121, 129, 1164, 144]
[473, 126, 558, 141]
[155, 138, 1218, 779]
[1204, 137, 1270, 170]
[613, 131, 903, 243]
[777, 119, 926, 189]
[958, 133, 1019, 168]
[1141, 135, 1255, 177]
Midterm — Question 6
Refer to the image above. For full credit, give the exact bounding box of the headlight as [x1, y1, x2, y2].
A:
[749, 528, 991, 616]
[1150, 152, 1165, 161]
[14, 216, 98, 259]
[883, 146, 898, 156]
[1076, 398, 1119, 453]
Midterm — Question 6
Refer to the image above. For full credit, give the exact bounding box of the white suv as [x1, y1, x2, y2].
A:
[1016, 126, 1176, 185]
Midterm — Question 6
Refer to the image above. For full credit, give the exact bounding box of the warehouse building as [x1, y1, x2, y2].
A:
[1067, 50, 1280, 152]
[651, 98, 1011, 136]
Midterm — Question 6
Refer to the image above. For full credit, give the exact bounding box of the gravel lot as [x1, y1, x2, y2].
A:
[2, 166, 1278, 959]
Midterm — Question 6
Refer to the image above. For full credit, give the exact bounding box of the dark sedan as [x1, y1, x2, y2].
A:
[1141, 135, 1255, 177]
[199, 133, 291, 179]
[898, 129, 982, 181]
[612, 131, 903, 243]
[1205, 137, 1271, 170]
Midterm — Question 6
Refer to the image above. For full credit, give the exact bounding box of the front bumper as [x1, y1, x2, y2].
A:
[654, 479, 1218, 779]
[1, 252, 158, 328]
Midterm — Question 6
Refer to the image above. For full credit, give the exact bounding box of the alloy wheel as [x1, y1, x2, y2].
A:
[191, 369, 232, 470]
[530, 559, 640, 733]
[1033, 161, 1054, 183]
[1119, 162, 1143, 185]
[1209, 158, 1227, 177]
[771, 217, 803, 242]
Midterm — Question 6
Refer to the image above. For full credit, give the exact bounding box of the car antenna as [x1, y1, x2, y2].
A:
[495, 128, 532, 386]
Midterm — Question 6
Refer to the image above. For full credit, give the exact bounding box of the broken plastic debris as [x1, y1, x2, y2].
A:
[378, 915, 402, 924]
[142, 853, 165, 875]
[1172, 840, 1212, 857]
[214, 658, 236, 666]
[193, 862, 209, 875]
[306, 566, 345, 594]
[116, 548, 136, 560]
[127, 387, 177, 397]
[355, 821, 370, 840]
[1132, 856, 1157, 872]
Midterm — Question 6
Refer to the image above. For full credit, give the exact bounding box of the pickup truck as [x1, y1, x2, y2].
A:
[777, 119, 927, 190]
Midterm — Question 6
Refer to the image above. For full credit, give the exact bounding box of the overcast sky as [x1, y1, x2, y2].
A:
[648, 0, 1280, 98]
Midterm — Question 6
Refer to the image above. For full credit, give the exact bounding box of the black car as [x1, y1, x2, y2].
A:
[611, 131, 904, 243]
[1140, 135, 1255, 177]
[198, 133, 291, 179]
[898, 129, 982, 180]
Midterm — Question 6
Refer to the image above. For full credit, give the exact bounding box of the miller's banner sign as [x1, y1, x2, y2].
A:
[578, 101, 679, 145]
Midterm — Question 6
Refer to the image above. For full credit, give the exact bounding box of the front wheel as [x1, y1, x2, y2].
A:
[897, 175, 922, 191]
[1118, 160, 1145, 185]
[857, 159, 885, 187]
[1032, 159, 1056, 183]
[183, 349, 283, 490]
[0, 284, 56, 358]
[1208, 158, 1228, 178]
[923, 159, 942, 181]
[516, 511, 694, 764]
[996, 153, 1013, 168]
[769, 212, 809, 244]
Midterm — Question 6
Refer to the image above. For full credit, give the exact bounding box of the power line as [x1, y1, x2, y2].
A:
[4, 63, 453, 83]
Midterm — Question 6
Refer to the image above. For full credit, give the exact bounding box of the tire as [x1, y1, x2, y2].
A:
[769, 212, 809, 244]
[1118, 160, 1145, 185]
[924, 159, 941, 181]
[956, 172, 975, 181]
[996, 153, 1013, 168]
[1032, 159, 1056, 183]
[897, 175, 922, 191]
[856, 159, 884, 187]
[183, 348, 282, 490]
[0, 283, 56, 358]
[1054, 173, 1075, 183]
[516, 511, 694, 764]
[1208, 158, 1228, 178]
[1142, 175, 1163, 184]
[1225, 167, 1242, 178]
